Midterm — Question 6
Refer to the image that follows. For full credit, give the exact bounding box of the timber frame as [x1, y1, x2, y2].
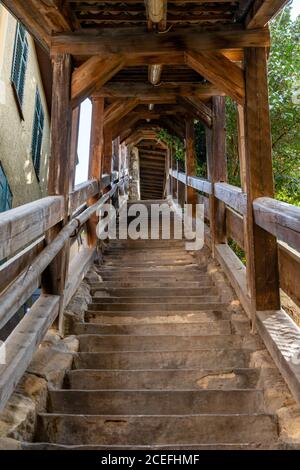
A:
[1, 0, 300, 412]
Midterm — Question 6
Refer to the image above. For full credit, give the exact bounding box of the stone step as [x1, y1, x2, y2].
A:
[88, 296, 220, 306]
[36, 413, 278, 446]
[77, 334, 247, 352]
[23, 442, 279, 450]
[90, 281, 214, 289]
[87, 301, 224, 312]
[99, 264, 204, 271]
[67, 368, 260, 391]
[48, 390, 265, 415]
[92, 287, 216, 296]
[72, 320, 232, 336]
[85, 310, 229, 325]
[92, 272, 211, 281]
[73, 349, 250, 370]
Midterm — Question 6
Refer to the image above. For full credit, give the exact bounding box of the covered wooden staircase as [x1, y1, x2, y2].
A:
[0, 0, 300, 451]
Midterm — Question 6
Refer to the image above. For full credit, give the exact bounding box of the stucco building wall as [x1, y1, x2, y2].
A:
[0, 7, 50, 207]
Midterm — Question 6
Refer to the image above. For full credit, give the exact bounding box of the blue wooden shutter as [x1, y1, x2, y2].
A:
[11, 23, 28, 107]
[31, 88, 44, 178]
[0, 164, 13, 213]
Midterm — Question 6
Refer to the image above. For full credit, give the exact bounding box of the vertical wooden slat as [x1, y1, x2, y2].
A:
[244, 47, 280, 313]
[185, 119, 198, 214]
[42, 53, 73, 331]
[69, 106, 81, 194]
[102, 126, 113, 177]
[207, 96, 227, 253]
[86, 96, 104, 246]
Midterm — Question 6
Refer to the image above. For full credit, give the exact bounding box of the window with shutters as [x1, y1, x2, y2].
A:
[0, 163, 13, 213]
[31, 88, 44, 179]
[11, 22, 28, 111]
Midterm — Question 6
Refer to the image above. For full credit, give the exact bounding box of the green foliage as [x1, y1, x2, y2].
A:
[157, 129, 185, 163]
[225, 6, 300, 205]
[228, 239, 246, 266]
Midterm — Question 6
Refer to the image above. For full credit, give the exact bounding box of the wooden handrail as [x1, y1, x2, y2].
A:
[0, 177, 127, 330]
[69, 179, 99, 215]
[214, 182, 247, 215]
[254, 197, 300, 253]
[0, 196, 64, 261]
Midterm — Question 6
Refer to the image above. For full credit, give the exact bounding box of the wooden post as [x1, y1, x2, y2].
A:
[86, 96, 104, 246]
[207, 96, 227, 253]
[42, 53, 73, 331]
[69, 106, 81, 193]
[244, 47, 280, 313]
[185, 119, 198, 214]
[103, 127, 113, 178]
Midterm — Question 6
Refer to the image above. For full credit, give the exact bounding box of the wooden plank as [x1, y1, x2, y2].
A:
[86, 96, 104, 246]
[102, 127, 113, 176]
[71, 56, 124, 108]
[256, 309, 300, 407]
[185, 50, 245, 104]
[215, 182, 247, 214]
[104, 99, 139, 128]
[244, 47, 280, 313]
[0, 295, 60, 412]
[279, 243, 300, 308]
[187, 176, 212, 195]
[185, 119, 198, 212]
[215, 243, 252, 318]
[177, 97, 212, 128]
[51, 27, 270, 57]
[64, 248, 96, 307]
[0, 196, 64, 261]
[226, 208, 245, 249]
[209, 96, 227, 250]
[246, 0, 289, 29]
[43, 53, 73, 323]
[0, 238, 44, 294]
[69, 179, 100, 215]
[253, 197, 300, 253]
[95, 82, 223, 100]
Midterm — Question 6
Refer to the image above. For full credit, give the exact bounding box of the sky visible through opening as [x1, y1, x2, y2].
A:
[74, 0, 300, 186]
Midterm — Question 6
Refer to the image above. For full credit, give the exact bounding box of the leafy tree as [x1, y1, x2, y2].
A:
[225, 6, 300, 204]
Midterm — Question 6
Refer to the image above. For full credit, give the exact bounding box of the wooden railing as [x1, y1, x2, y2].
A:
[169, 169, 300, 311]
[0, 172, 128, 411]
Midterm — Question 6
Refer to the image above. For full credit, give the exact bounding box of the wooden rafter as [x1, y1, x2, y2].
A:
[185, 50, 245, 104]
[177, 96, 212, 128]
[95, 82, 223, 100]
[104, 98, 140, 128]
[51, 27, 270, 57]
[71, 55, 124, 108]
[246, 0, 289, 29]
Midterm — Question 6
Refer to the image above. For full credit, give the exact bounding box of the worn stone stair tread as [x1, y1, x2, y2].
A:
[77, 334, 251, 352]
[66, 368, 260, 390]
[91, 287, 217, 296]
[36, 413, 278, 445]
[88, 296, 220, 306]
[22, 442, 279, 450]
[73, 349, 250, 370]
[73, 320, 232, 336]
[86, 303, 226, 313]
[85, 311, 230, 324]
[48, 389, 265, 415]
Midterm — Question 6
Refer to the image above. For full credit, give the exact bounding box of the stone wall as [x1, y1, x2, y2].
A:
[0, 7, 50, 207]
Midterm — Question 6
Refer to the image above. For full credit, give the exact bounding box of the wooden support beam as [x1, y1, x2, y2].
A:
[207, 96, 227, 253]
[102, 127, 113, 176]
[244, 47, 280, 313]
[185, 119, 198, 212]
[185, 50, 245, 104]
[86, 96, 105, 246]
[177, 96, 212, 128]
[42, 53, 73, 329]
[246, 0, 289, 29]
[51, 27, 270, 57]
[104, 99, 139, 128]
[71, 56, 123, 108]
[95, 82, 222, 100]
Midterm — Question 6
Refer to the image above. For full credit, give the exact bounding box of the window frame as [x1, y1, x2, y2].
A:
[10, 22, 28, 118]
[31, 87, 45, 180]
[0, 162, 13, 213]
